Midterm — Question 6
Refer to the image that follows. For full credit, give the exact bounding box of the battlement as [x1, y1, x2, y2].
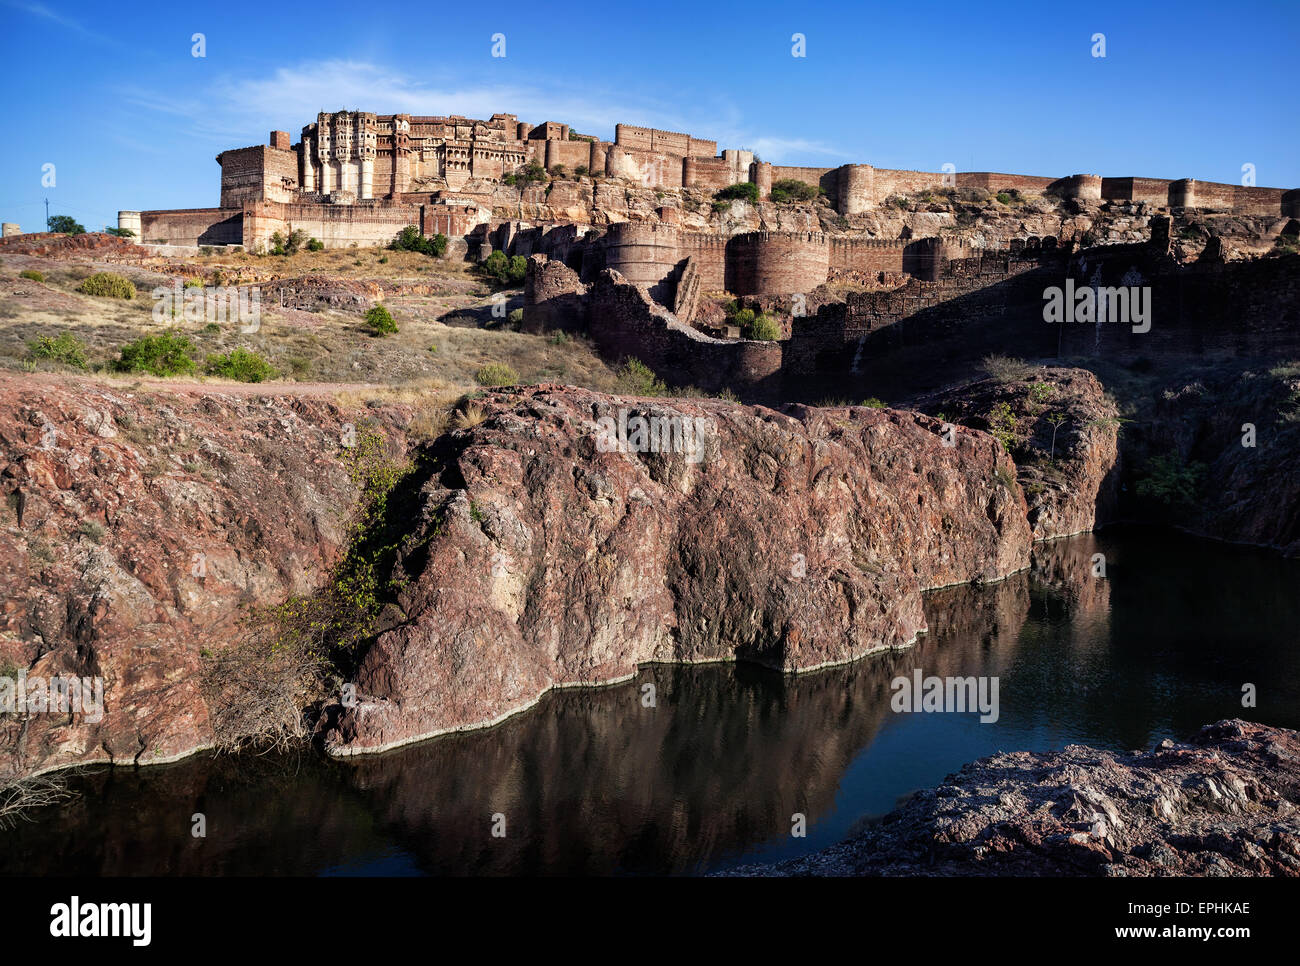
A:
[134, 106, 1300, 254]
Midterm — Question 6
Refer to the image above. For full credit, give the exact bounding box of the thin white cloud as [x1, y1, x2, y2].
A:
[114, 59, 847, 165]
[6, 1, 116, 44]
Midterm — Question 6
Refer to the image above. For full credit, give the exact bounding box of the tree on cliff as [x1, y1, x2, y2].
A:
[47, 215, 85, 235]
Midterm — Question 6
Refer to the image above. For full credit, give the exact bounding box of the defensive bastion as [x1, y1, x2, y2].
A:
[120, 109, 1300, 251]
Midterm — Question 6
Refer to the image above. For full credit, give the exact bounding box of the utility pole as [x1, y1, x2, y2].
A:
[44, 198, 49, 230]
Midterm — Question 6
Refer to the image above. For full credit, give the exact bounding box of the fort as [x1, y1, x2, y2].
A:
[123, 108, 1300, 254]
[116, 108, 1300, 402]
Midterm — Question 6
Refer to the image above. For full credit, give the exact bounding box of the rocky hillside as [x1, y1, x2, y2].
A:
[0, 368, 1129, 777]
[0, 374, 412, 778]
[729, 719, 1300, 876]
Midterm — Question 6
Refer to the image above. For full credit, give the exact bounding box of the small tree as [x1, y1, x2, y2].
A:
[47, 215, 85, 235]
[715, 182, 760, 204]
[364, 304, 398, 336]
[1046, 413, 1068, 459]
[769, 179, 819, 204]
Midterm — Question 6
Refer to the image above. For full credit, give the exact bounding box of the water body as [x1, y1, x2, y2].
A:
[3, 528, 1298, 876]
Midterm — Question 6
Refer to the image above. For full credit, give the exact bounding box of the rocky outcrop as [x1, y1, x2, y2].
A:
[324, 385, 1033, 755]
[0, 375, 410, 778]
[909, 366, 1121, 541]
[730, 719, 1300, 876]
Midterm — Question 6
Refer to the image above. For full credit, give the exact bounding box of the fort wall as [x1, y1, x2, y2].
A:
[726, 231, 831, 295]
[586, 269, 782, 395]
[956, 172, 1057, 194]
[139, 207, 243, 246]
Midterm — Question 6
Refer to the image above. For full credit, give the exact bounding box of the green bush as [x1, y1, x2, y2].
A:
[995, 191, 1013, 205]
[508, 308, 524, 325]
[986, 401, 1021, 451]
[105, 226, 136, 238]
[475, 362, 519, 387]
[115, 331, 198, 376]
[390, 226, 447, 257]
[28, 333, 88, 369]
[711, 199, 732, 214]
[715, 182, 760, 204]
[504, 162, 547, 188]
[862, 397, 887, 408]
[19, 269, 44, 282]
[47, 215, 85, 235]
[482, 250, 527, 285]
[742, 312, 781, 340]
[1136, 453, 1205, 507]
[205, 347, 277, 383]
[77, 272, 135, 299]
[616, 358, 667, 396]
[769, 179, 820, 203]
[306, 238, 324, 251]
[267, 228, 309, 256]
[364, 304, 398, 336]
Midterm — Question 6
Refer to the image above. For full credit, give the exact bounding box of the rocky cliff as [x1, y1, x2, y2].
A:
[908, 366, 1121, 541]
[324, 385, 1034, 755]
[730, 719, 1300, 876]
[0, 375, 411, 778]
[0, 370, 1123, 776]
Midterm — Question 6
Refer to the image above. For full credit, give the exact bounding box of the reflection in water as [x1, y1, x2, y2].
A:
[3, 529, 1298, 876]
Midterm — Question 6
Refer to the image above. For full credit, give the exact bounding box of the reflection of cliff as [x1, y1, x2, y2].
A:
[1031, 533, 1112, 618]
[333, 575, 1036, 875]
[0, 572, 1033, 877]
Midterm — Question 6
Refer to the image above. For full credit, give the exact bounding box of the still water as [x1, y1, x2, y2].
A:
[3, 528, 1298, 876]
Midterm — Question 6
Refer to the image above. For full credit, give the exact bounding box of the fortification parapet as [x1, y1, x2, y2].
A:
[726, 231, 831, 295]
[1055, 174, 1103, 201]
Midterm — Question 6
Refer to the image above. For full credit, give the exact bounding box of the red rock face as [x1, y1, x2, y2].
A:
[908, 366, 1121, 541]
[326, 386, 1033, 756]
[0, 376, 410, 778]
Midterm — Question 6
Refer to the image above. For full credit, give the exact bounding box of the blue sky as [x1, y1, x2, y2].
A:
[3, 0, 1297, 231]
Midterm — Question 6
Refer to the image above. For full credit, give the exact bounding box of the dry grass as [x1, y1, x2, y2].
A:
[0, 249, 624, 393]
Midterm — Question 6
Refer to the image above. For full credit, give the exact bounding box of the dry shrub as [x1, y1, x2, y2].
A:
[0, 771, 75, 829]
[199, 639, 324, 753]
